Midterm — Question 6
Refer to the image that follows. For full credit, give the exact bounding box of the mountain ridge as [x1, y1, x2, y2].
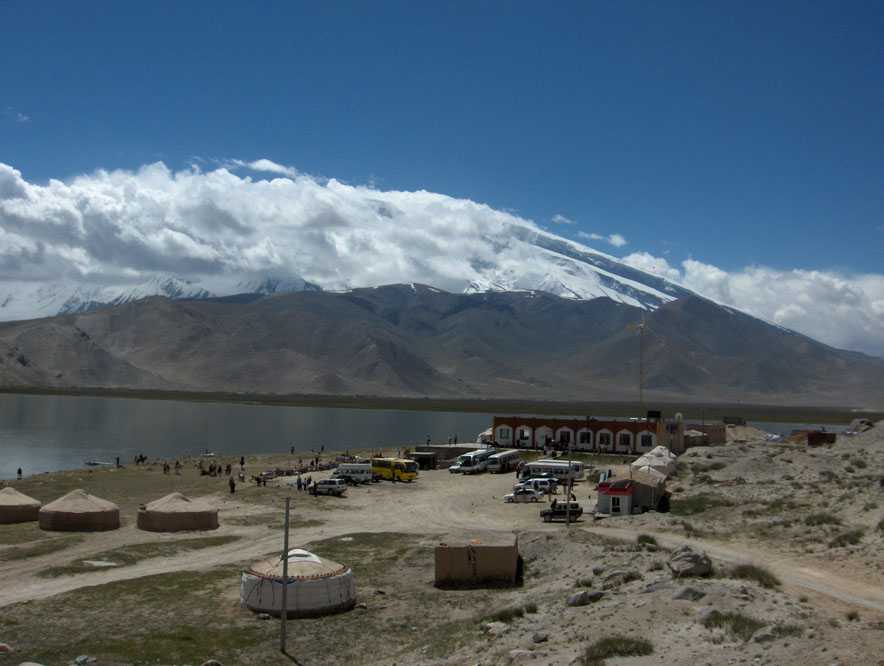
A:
[0, 284, 881, 407]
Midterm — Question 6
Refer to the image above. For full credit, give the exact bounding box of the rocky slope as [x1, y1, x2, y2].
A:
[0, 284, 882, 405]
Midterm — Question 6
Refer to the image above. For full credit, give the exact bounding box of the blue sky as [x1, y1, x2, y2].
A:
[2, 2, 884, 355]
[3, 1, 882, 272]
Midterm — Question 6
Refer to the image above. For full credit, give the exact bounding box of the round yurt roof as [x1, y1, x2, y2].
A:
[143, 492, 214, 513]
[0, 486, 41, 508]
[247, 549, 349, 581]
[42, 489, 118, 513]
[137, 492, 218, 532]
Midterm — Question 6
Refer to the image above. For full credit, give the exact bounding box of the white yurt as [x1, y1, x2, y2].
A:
[241, 548, 356, 618]
[39, 489, 120, 532]
[137, 492, 218, 532]
[0, 487, 42, 524]
[631, 445, 677, 477]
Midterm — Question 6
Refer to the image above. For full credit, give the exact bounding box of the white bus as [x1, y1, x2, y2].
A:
[518, 459, 586, 482]
[332, 463, 373, 484]
[449, 448, 496, 474]
[486, 449, 521, 473]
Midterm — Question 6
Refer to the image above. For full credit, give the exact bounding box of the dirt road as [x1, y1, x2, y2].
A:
[2, 468, 883, 617]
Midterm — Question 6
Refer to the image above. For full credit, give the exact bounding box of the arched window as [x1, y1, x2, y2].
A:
[597, 430, 613, 449]
[496, 426, 511, 441]
[639, 431, 655, 449]
[577, 429, 592, 446]
[617, 430, 633, 451]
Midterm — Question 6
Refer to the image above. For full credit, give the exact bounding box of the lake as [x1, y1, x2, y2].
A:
[0, 393, 492, 480]
[0, 393, 848, 480]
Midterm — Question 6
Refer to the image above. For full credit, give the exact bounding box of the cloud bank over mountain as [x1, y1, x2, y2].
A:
[1, 159, 882, 357]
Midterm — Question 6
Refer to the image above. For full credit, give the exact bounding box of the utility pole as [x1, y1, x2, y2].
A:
[280, 496, 290, 654]
[565, 434, 574, 527]
[627, 313, 647, 416]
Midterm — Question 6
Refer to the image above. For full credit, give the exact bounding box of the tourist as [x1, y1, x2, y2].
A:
[240, 456, 245, 467]
[229, 477, 236, 494]
[17, 467, 22, 480]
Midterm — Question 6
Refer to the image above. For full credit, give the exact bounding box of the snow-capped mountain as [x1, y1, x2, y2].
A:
[0, 232, 694, 322]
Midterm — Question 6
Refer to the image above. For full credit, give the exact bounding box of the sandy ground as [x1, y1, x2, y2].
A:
[1, 428, 884, 665]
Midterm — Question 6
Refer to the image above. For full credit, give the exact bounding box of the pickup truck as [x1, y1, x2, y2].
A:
[540, 501, 583, 523]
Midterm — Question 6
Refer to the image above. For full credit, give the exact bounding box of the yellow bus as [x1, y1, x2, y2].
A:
[371, 458, 419, 482]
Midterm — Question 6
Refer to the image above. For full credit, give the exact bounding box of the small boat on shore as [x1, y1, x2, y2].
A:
[84, 460, 113, 467]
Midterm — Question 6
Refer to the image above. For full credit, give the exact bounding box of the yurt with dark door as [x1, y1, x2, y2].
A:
[39, 489, 120, 531]
[241, 548, 356, 618]
[137, 492, 218, 532]
[0, 487, 42, 524]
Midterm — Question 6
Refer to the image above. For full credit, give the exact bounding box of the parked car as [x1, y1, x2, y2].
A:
[540, 500, 583, 522]
[504, 487, 545, 503]
[311, 478, 347, 496]
[516, 477, 558, 494]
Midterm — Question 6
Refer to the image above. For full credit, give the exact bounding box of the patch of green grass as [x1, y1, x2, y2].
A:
[0, 521, 51, 545]
[576, 577, 594, 588]
[862, 502, 878, 512]
[829, 529, 865, 548]
[0, 535, 83, 561]
[772, 624, 803, 638]
[583, 635, 653, 665]
[804, 512, 841, 526]
[730, 564, 781, 590]
[485, 606, 525, 623]
[38, 535, 241, 577]
[701, 611, 765, 642]
[636, 534, 658, 547]
[670, 494, 733, 516]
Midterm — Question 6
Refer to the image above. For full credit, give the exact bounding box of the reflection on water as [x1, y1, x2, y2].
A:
[0, 394, 492, 480]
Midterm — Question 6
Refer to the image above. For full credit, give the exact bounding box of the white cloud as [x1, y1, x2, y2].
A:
[622, 252, 884, 356]
[1, 159, 883, 357]
[551, 213, 575, 225]
[578, 231, 628, 247]
[607, 233, 627, 248]
[227, 158, 298, 178]
[3, 108, 31, 124]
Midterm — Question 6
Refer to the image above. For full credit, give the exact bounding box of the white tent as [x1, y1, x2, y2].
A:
[241, 548, 356, 618]
[631, 445, 677, 477]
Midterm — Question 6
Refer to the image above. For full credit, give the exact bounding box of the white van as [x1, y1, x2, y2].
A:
[333, 463, 373, 484]
[486, 449, 521, 473]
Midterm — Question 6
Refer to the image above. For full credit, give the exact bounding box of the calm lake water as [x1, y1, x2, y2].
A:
[0, 394, 492, 480]
[0, 393, 848, 480]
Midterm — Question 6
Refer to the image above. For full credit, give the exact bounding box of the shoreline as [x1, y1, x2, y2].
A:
[0, 385, 879, 424]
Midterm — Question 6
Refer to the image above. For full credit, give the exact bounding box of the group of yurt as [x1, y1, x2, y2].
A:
[0, 487, 218, 532]
[2, 486, 357, 618]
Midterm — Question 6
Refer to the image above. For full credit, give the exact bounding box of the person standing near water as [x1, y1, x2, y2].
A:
[229, 476, 236, 494]
[17, 467, 22, 480]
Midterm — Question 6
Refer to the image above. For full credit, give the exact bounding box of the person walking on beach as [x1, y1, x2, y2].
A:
[17, 467, 22, 480]
[229, 476, 236, 494]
